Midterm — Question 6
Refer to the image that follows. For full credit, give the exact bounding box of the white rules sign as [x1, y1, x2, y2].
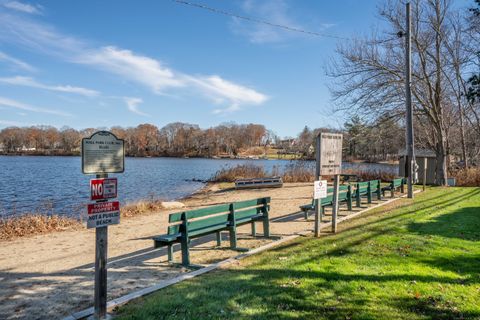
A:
[314, 180, 328, 199]
[82, 131, 125, 174]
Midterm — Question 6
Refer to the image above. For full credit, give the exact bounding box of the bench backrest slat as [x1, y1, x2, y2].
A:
[169, 203, 231, 223]
[356, 181, 370, 193]
[392, 178, 403, 187]
[168, 224, 180, 235]
[369, 180, 380, 191]
[234, 198, 269, 210]
[186, 204, 231, 220]
[235, 207, 262, 221]
[188, 213, 230, 231]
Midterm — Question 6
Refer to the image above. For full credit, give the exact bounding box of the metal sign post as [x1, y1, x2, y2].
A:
[82, 131, 124, 320]
[316, 132, 343, 235]
[94, 173, 108, 319]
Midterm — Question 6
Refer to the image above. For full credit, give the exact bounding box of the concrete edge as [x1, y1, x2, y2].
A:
[64, 190, 421, 320]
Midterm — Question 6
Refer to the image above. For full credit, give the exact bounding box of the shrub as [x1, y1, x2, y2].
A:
[211, 164, 268, 182]
[451, 167, 480, 187]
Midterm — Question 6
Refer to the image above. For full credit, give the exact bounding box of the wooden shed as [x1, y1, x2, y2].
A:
[399, 149, 437, 185]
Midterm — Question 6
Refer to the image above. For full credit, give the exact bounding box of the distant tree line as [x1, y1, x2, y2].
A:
[0, 122, 274, 157]
[0, 119, 405, 161]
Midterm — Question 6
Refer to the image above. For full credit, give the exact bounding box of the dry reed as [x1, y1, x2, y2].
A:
[120, 200, 164, 217]
[0, 214, 81, 241]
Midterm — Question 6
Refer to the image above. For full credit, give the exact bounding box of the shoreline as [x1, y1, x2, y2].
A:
[0, 153, 400, 164]
[0, 182, 317, 319]
[0, 182, 228, 241]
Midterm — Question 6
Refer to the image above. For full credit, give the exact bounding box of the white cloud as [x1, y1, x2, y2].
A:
[186, 75, 268, 113]
[0, 76, 99, 97]
[79, 46, 185, 94]
[123, 97, 148, 116]
[3, 1, 42, 15]
[0, 96, 71, 116]
[0, 51, 36, 71]
[0, 12, 269, 113]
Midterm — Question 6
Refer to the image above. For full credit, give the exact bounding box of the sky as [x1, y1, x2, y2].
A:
[0, 0, 471, 137]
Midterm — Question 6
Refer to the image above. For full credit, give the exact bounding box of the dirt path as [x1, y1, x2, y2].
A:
[0, 183, 382, 319]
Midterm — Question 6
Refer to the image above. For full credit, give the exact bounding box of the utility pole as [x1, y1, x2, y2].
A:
[405, 2, 415, 199]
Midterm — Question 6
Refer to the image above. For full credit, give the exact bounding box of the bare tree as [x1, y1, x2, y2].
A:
[327, 0, 470, 185]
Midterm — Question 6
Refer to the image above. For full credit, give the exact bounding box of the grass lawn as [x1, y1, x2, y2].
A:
[116, 187, 480, 320]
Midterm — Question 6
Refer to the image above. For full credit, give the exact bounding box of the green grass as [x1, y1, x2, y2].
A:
[116, 187, 480, 320]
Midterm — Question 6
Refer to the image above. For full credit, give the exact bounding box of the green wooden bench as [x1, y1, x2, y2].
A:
[300, 185, 353, 220]
[382, 178, 405, 197]
[355, 180, 381, 207]
[153, 197, 270, 266]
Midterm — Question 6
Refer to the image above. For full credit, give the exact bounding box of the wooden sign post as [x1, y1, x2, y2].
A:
[314, 136, 321, 237]
[82, 131, 124, 320]
[315, 133, 343, 236]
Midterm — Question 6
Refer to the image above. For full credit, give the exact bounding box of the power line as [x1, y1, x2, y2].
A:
[172, 0, 351, 41]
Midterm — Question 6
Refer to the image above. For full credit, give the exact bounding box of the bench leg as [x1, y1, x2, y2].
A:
[401, 184, 405, 193]
[180, 236, 190, 267]
[377, 190, 381, 200]
[367, 192, 372, 204]
[167, 244, 174, 262]
[216, 231, 222, 246]
[347, 197, 353, 211]
[251, 222, 256, 237]
[356, 193, 361, 207]
[303, 209, 308, 220]
[263, 217, 270, 238]
[229, 226, 237, 249]
[320, 206, 325, 219]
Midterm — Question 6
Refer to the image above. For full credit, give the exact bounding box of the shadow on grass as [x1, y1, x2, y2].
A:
[117, 188, 480, 319]
[395, 296, 479, 320]
[117, 265, 480, 320]
[408, 206, 480, 241]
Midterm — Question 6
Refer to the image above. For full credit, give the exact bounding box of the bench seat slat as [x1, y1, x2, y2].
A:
[153, 233, 180, 243]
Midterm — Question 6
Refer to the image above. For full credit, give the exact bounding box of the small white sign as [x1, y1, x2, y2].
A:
[314, 180, 328, 199]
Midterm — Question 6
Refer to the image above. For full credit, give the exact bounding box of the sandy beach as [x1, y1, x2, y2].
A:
[1, 182, 331, 319]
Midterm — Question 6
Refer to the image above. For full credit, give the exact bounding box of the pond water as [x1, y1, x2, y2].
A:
[0, 156, 397, 218]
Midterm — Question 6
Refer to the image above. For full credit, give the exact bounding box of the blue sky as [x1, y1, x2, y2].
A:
[0, 0, 470, 137]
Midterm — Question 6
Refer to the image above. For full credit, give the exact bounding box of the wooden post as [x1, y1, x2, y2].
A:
[314, 135, 321, 237]
[94, 173, 108, 319]
[228, 204, 238, 248]
[423, 158, 427, 191]
[180, 212, 190, 266]
[332, 174, 340, 233]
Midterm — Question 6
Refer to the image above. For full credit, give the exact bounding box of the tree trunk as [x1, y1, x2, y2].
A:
[435, 139, 448, 186]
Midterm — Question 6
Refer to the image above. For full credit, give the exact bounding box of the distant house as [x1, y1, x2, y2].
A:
[16, 145, 36, 152]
